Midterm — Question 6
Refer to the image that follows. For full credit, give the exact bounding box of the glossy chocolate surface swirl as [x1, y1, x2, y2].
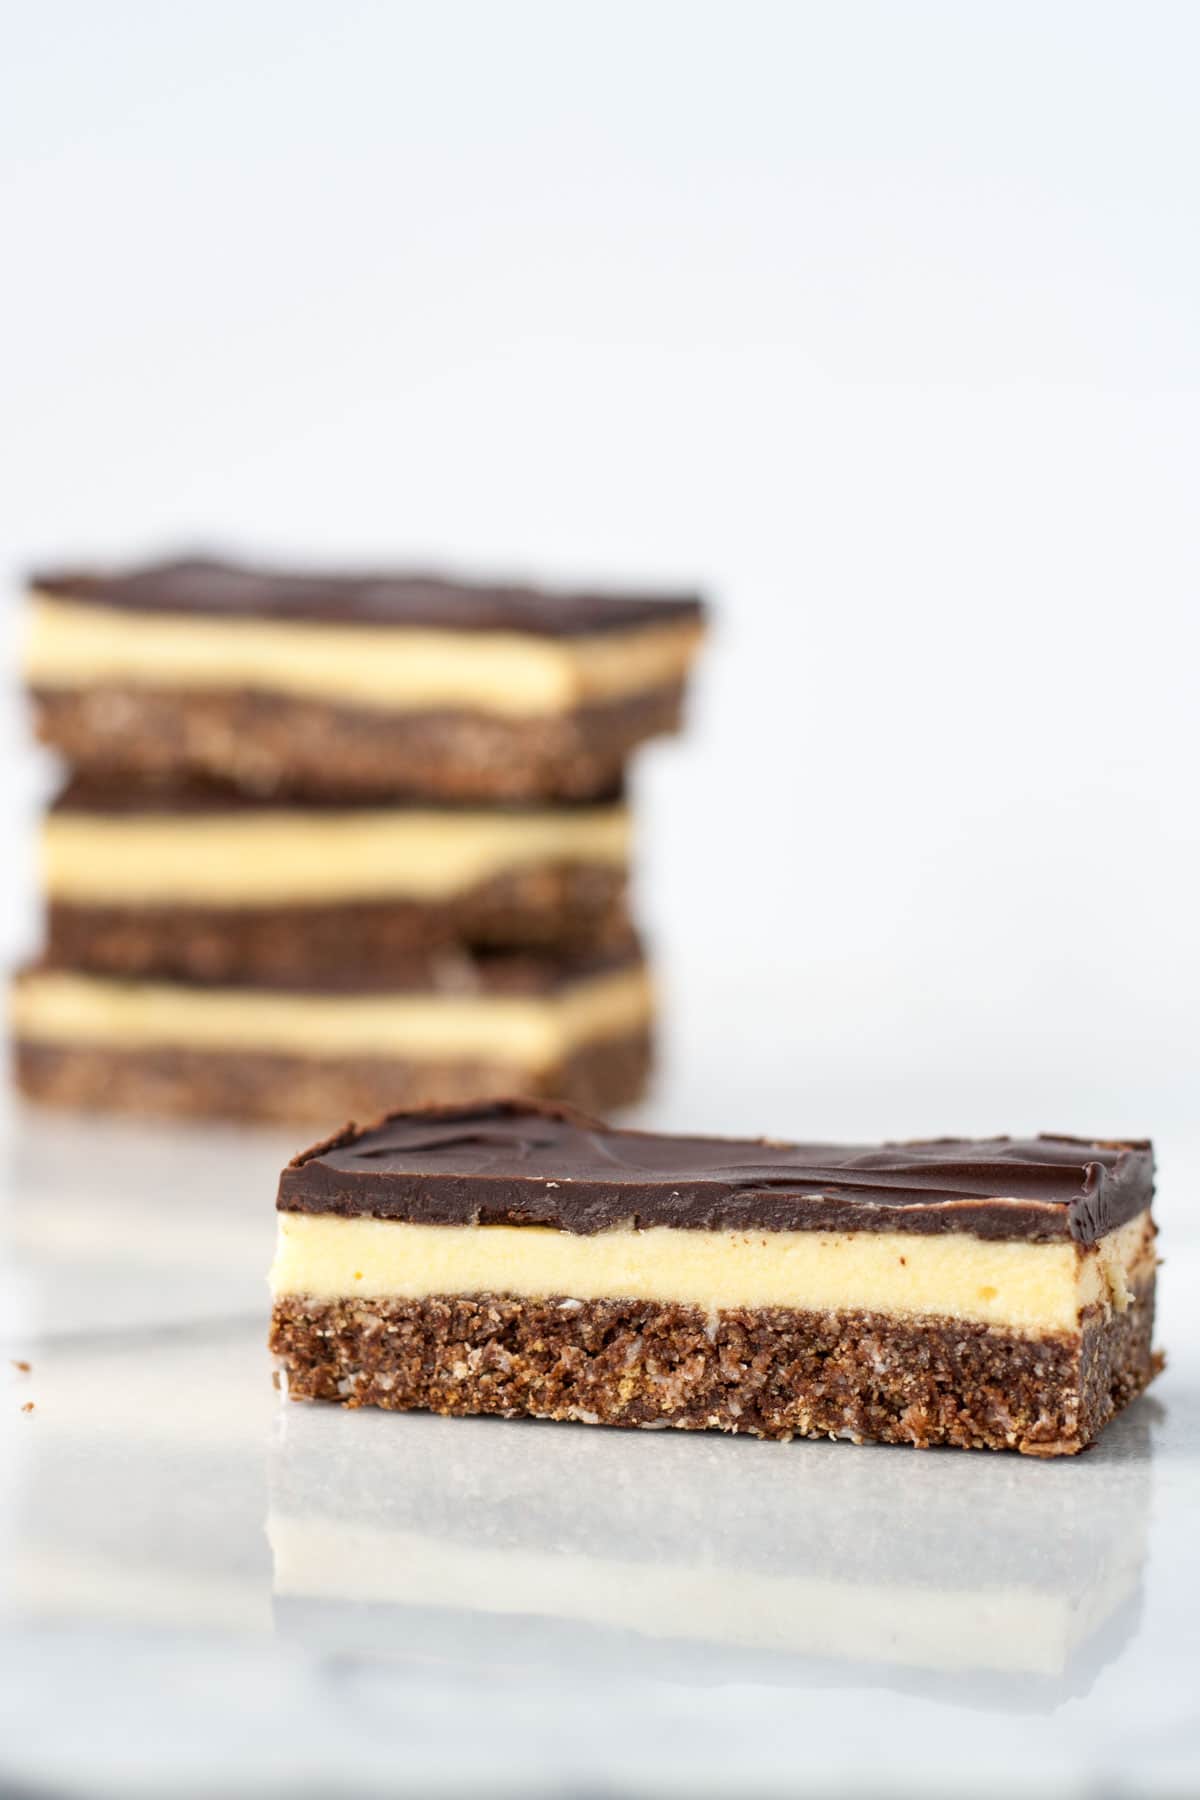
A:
[279, 1100, 1152, 1243]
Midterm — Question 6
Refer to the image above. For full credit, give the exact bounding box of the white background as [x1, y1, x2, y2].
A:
[2, 1, 1197, 1182]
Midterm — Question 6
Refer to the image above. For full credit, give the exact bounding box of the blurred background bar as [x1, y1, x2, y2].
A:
[13, 557, 705, 1121]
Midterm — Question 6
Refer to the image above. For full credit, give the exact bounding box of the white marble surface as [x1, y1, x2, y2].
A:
[1, 1098, 1198, 1799]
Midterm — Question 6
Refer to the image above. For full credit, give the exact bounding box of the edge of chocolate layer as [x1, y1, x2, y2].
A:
[49, 772, 626, 815]
[276, 1100, 1153, 1244]
[30, 683, 689, 803]
[30, 556, 706, 636]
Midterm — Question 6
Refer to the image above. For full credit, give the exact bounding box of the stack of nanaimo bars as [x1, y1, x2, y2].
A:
[14, 557, 705, 1125]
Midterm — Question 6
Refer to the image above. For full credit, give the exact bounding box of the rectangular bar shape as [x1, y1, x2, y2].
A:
[41, 777, 632, 980]
[269, 1101, 1161, 1455]
[13, 961, 652, 1126]
[26, 558, 705, 800]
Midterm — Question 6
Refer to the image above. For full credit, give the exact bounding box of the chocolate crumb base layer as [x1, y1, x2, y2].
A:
[45, 868, 633, 983]
[14, 1030, 651, 1127]
[269, 1280, 1159, 1456]
[32, 683, 687, 802]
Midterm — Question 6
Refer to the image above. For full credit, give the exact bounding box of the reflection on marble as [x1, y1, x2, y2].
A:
[269, 1396, 1153, 1709]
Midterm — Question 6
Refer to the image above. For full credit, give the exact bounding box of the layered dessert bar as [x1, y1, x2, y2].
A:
[12, 956, 651, 1125]
[25, 557, 705, 800]
[41, 776, 632, 982]
[269, 1101, 1161, 1455]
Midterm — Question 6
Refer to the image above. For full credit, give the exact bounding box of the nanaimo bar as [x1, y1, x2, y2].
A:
[269, 1101, 1161, 1456]
[26, 558, 706, 801]
[12, 957, 652, 1126]
[42, 776, 633, 981]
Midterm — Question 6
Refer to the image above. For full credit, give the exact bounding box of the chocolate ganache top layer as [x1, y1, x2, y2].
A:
[278, 1101, 1153, 1243]
[31, 556, 705, 636]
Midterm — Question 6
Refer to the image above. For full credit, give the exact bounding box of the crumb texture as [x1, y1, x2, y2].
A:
[269, 1282, 1158, 1456]
[16, 1030, 650, 1125]
[33, 685, 686, 801]
[46, 866, 632, 981]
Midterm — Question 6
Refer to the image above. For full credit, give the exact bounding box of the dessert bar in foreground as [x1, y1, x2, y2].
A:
[25, 558, 705, 800]
[269, 1102, 1161, 1455]
[41, 776, 632, 981]
[12, 958, 651, 1125]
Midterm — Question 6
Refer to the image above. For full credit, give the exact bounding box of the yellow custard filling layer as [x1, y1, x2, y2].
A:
[25, 596, 704, 717]
[41, 804, 629, 905]
[11, 966, 652, 1067]
[268, 1210, 1155, 1334]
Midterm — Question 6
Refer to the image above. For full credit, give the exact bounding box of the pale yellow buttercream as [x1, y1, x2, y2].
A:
[25, 595, 703, 717]
[10, 965, 652, 1067]
[267, 1209, 1155, 1336]
[41, 803, 629, 905]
